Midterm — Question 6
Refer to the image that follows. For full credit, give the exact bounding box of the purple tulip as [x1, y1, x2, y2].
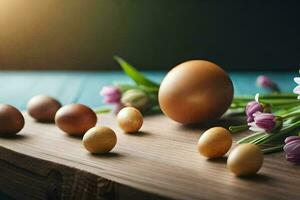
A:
[293, 70, 300, 100]
[284, 136, 300, 164]
[257, 75, 280, 92]
[246, 101, 264, 122]
[100, 86, 121, 104]
[248, 112, 282, 133]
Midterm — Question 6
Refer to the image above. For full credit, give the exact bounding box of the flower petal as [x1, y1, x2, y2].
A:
[285, 136, 300, 144]
[100, 86, 120, 96]
[294, 77, 300, 84]
[286, 155, 300, 163]
[294, 85, 300, 92]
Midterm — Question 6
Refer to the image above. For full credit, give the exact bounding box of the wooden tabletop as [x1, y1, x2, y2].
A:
[0, 71, 298, 199]
[1, 112, 299, 200]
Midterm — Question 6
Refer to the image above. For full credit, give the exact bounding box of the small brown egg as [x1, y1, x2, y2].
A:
[197, 127, 232, 158]
[55, 104, 97, 136]
[227, 144, 264, 176]
[27, 95, 61, 122]
[117, 107, 143, 133]
[0, 104, 24, 136]
[82, 126, 117, 153]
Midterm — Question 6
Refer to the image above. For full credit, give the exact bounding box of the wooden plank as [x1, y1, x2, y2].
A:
[0, 113, 299, 200]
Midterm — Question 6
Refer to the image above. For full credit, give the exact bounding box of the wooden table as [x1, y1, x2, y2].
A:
[1, 112, 299, 200]
[0, 71, 298, 200]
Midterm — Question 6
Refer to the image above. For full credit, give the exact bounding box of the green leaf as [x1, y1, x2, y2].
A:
[93, 107, 112, 114]
[114, 83, 159, 93]
[114, 56, 160, 88]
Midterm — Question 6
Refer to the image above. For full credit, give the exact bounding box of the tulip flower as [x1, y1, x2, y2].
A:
[284, 136, 300, 164]
[257, 75, 280, 92]
[246, 101, 264, 123]
[248, 112, 282, 133]
[100, 86, 121, 104]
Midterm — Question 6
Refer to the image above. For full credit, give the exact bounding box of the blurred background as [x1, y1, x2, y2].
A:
[0, 0, 300, 71]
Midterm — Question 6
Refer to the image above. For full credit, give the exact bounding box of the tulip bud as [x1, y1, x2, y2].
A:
[121, 89, 151, 112]
[256, 75, 280, 92]
[100, 86, 121, 104]
[248, 112, 282, 133]
[245, 101, 271, 123]
[284, 136, 300, 163]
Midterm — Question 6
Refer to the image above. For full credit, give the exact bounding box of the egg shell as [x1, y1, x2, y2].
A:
[117, 107, 143, 133]
[55, 104, 97, 136]
[227, 143, 264, 176]
[158, 60, 233, 124]
[82, 126, 117, 153]
[197, 127, 232, 158]
[27, 95, 61, 122]
[0, 104, 24, 136]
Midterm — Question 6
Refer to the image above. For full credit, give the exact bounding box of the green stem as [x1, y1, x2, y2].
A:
[260, 99, 300, 105]
[282, 111, 300, 119]
[237, 132, 266, 144]
[261, 144, 284, 154]
[94, 107, 112, 114]
[229, 124, 249, 133]
[233, 93, 297, 101]
[257, 121, 300, 145]
[251, 134, 270, 145]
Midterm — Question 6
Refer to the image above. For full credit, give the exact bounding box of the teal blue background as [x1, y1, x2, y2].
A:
[0, 71, 296, 110]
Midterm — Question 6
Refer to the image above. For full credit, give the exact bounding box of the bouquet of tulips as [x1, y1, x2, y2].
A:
[229, 74, 300, 163]
[99, 57, 300, 164]
[98, 57, 161, 114]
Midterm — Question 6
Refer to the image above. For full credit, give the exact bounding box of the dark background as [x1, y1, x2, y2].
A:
[0, 0, 299, 71]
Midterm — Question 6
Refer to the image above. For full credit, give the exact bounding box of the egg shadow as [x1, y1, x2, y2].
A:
[35, 120, 55, 124]
[207, 156, 228, 164]
[178, 116, 246, 132]
[237, 173, 273, 183]
[0, 134, 28, 140]
[63, 134, 84, 140]
[123, 131, 152, 137]
[90, 152, 123, 158]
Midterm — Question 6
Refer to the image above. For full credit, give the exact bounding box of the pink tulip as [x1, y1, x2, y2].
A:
[100, 86, 121, 104]
[256, 75, 280, 92]
[248, 112, 282, 133]
[284, 136, 300, 164]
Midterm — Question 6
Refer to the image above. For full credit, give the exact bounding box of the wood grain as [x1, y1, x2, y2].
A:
[0, 113, 299, 200]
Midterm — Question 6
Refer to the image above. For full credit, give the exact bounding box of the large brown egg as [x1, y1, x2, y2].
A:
[27, 95, 61, 122]
[0, 104, 24, 136]
[55, 104, 97, 136]
[159, 60, 233, 124]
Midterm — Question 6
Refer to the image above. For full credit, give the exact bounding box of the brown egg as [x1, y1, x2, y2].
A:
[117, 107, 143, 133]
[82, 126, 117, 153]
[0, 104, 24, 136]
[227, 144, 264, 176]
[158, 60, 233, 124]
[197, 127, 232, 158]
[55, 104, 97, 136]
[27, 95, 61, 122]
